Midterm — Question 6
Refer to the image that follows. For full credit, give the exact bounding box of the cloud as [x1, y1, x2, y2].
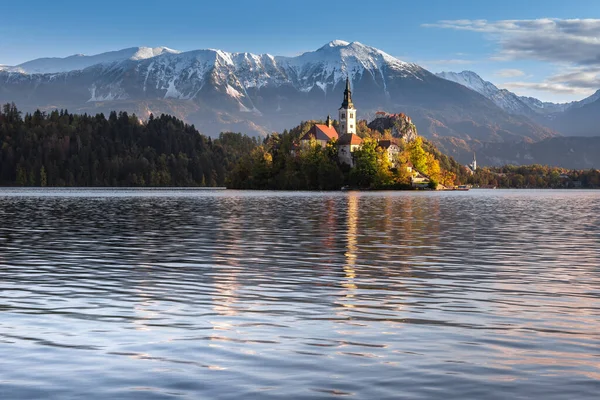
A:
[502, 81, 589, 95]
[547, 67, 600, 89]
[422, 19, 600, 65]
[494, 69, 525, 78]
[502, 66, 600, 96]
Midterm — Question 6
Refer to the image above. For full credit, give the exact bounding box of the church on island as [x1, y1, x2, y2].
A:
[299, 77, 401, 169]
[296, 77, 449, 189]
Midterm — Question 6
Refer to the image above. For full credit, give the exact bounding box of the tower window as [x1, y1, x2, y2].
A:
[341, 113, 346, 120]
[350, 113, 353, 118]
[350, 125, 353, 129]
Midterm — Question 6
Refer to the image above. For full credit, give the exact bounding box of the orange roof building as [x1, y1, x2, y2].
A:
[299, 115, 338, 148]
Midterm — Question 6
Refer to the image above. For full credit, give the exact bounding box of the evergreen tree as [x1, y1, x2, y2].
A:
[0, 104, 229, 187]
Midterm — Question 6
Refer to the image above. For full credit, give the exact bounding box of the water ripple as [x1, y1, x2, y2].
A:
[1, 188, 600, 399]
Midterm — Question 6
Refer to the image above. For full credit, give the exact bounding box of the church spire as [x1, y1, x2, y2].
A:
[341, 77, 354, 109]
[338, 76, 356, 135]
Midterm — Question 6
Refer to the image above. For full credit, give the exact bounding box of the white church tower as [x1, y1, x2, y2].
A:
[338, 77, 356, 135]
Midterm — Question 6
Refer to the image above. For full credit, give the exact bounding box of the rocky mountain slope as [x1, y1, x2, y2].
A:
[0, 41, 556, 145]
[550, 98, 600, 137]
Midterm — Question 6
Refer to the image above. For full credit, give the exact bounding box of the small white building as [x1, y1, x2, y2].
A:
[377, 140, 400, 166]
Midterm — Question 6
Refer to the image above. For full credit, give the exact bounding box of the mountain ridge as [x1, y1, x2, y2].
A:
[0, 40, 558, 162]
[436, 70, 600, 116]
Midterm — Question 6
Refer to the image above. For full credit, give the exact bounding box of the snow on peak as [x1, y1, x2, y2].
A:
[436, 71, 492, 95]
[6, 40, 427, 104]
[579, 89, 600, 106]
[130, 47, 181, 60]
[437, 70, 556, 115]
[323, 40, 350, 48]
[11, 46, 182, 74]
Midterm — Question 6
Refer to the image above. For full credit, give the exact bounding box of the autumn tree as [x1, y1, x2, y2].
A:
[408, 136, 428, 174]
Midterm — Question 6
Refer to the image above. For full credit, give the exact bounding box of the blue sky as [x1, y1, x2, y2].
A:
[1, 0, 600, 102]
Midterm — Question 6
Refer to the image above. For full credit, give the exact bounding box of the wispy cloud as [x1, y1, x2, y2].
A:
[494, 69, 525, 78]
[423, 18, 600, 98]
[502, 66, 600, 96]
[422, 18, 600, 65]
[546, 67, 600, 89]
[502, 81, 589, 95]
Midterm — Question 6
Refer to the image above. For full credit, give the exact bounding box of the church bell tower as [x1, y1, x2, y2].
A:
[338, 77, 356, 135]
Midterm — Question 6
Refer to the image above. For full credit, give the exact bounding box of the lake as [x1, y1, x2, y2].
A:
[1, 188, 599, 399]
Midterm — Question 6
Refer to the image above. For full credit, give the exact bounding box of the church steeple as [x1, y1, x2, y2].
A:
[341, 77, 354, 109]
[326, 114, 332, 127]
[338, 77, 357, 135]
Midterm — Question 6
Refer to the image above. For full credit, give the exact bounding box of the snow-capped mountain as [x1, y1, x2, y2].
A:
[567, 89, 600, 110]
[436, 70, 600, 116]
[436, 71, 536, 115]
[6, 47, 180, 74]
[517, 96, 570, 114]
[0, 40, 556, 145]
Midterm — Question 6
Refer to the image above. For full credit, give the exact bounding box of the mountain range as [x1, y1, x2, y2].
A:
[436, 70, 600, 136]
[1, 40, 599, 167]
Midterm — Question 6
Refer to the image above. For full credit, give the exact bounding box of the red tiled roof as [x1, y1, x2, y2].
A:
[315, 124, 338, 140]
[299, 124, 339, 142]
[338, 133, 363, 145]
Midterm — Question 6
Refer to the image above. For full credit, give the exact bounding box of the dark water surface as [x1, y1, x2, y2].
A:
[1, 188, 600, 399]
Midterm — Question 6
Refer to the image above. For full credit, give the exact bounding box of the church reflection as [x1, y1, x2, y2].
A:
[341, 193, 359, 306]
[211, 198, 244, 318]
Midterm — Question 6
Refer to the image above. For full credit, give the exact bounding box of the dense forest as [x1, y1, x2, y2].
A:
[0, 103, 255, 187]
[226, 119, 471, 190]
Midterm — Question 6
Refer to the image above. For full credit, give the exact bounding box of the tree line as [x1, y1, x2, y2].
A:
[468, 165, 600, 189]
[5, 103, 591, 190]
[0, 103, 255, 187]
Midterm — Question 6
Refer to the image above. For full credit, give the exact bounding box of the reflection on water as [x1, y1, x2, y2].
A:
[1, 188, 600, 399]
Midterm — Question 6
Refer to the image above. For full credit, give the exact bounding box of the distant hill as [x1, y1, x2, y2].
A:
[549, 98, 600, 137]
[433, 136, 600, 169]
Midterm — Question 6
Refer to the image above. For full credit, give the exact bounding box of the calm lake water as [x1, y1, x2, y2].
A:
[1, 188, 599, 399]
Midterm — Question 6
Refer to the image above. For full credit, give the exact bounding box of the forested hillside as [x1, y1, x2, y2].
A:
[0, 103, 240, 186]
[227, 119, 472, 190]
